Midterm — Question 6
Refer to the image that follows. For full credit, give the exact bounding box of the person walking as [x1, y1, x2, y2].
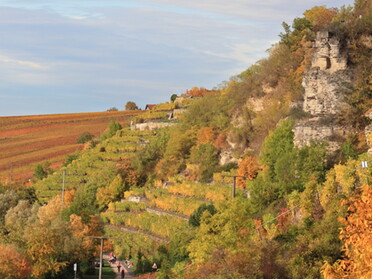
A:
[117, 261, 121, 273]
[121, 268, 125, 278]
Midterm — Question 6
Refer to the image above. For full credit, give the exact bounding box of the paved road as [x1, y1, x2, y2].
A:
[103, 254, 135, 278]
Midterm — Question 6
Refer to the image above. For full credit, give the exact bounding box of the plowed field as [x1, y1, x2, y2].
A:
[0, 110, 142, 183]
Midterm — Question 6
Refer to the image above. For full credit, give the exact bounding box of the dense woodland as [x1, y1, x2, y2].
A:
[0, 1, 371, 278]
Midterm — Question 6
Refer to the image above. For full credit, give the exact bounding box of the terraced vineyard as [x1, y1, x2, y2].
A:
[0, 110, 142, 182]
[102, 180, 245, 267]
[34, 129, 155, 202]
[32, 123, 244, 276]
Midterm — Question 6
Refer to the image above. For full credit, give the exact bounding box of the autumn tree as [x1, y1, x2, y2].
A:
[304, 6, 338, 31]
[125, 101, 139, 110]
[322, 185, 372, 279]
[236, 156, 260, 189]
[0, 244, 32, 279]
[196, 127, 215, 145]
[189, 143, 219, 182]
[185, 87, 210, 97]
[4, 200, 39, 246]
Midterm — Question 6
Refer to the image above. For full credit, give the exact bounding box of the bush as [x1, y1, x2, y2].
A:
[77, 132, 95, 144]
[189, 204, 216, 227]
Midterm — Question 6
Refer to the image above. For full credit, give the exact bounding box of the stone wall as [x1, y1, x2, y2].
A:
[131, 122, 176, 131]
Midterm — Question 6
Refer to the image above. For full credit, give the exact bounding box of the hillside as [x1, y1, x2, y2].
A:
[0, 110, 142, 183]
[0, 1, 371, 279]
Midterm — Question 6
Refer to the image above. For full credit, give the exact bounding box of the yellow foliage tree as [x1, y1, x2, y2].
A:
[322, 185, 372, 279]
[304, 6, 338, 30]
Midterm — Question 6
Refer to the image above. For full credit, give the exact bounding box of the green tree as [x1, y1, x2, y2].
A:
[34, 161, 53, 180]
[189, 143, 219, 182]
[260, 119, 295, 178]
[101, 121, 122, 141]
[170, 94, 178, 102]
[189, 204, 216, 227]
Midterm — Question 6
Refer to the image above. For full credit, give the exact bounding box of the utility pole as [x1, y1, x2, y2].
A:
[84, 236, 107, 279]
[222, 175, 247, 198]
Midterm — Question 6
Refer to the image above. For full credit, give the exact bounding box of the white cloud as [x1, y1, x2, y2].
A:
[0, 54, 47, 69]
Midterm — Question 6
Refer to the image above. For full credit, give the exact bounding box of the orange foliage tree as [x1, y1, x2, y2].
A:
[196, 127, 215, 145]
[236, 156, 260, 189]
[185, 87, 210, 97]
[322, 185, 372, 279]
[0, 244, 32, 279]
[304, 6, 338, 30]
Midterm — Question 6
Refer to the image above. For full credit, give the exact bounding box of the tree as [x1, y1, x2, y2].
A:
[322, 185, 372, 279]
[236, 156, 260, 189]
[125, 101, 139, 110]
[304, 6, 338, 31]
[185, 87, 210, 97]
[0, 190, 19, 224]
[0, 244, 32, 279]
[34, 161, 53, 180]
[189, 204, 216, 227]
[189, 143, 219, 182]
[260, 118, 294, 177]
[101, 121, 122, 141]
[170, 94, 178, 102]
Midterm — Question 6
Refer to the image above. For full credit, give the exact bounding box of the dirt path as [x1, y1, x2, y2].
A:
[103, 254, 136, 278]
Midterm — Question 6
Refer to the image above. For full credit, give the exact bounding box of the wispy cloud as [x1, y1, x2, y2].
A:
[0, 0, 355, 116]
[0, 54, 47, 69]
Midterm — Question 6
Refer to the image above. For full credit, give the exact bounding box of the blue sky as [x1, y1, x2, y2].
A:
[0, 0, 354, 116]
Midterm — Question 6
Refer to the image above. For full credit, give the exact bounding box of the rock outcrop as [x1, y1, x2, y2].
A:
[293, 31, 354, 151]
[365, 109, 372, 154]
[131, 122, 176, 131]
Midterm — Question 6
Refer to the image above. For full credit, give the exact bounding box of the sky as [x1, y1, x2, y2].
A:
[0, 0, 355, 116]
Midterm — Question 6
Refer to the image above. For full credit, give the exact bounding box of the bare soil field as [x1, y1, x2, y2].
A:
[0, 110, 142, 183]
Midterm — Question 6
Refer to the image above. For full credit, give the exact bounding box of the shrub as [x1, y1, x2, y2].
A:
[189, 204, 216, 227]
[77, 132, 94, 144]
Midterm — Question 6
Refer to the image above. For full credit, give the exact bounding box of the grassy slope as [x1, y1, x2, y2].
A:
[0, 110, 142, 183]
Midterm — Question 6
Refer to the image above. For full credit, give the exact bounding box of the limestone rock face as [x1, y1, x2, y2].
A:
[302, 31, 351, 116]
[294, 31, 353, 151]
[302, 67, 351, 116]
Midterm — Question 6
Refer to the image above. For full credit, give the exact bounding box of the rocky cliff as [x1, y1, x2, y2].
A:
[293, 31, 355, 151]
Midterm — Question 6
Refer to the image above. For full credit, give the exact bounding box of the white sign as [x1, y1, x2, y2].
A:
[74, 263, 77, 271]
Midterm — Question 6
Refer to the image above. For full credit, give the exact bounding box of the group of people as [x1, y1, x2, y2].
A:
[110, 252, 158, 278]
[108, 252, 117, 264]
